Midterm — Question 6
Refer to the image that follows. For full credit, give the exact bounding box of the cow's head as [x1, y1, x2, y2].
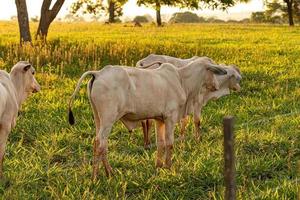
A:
[10, 61, 41, 103]
[226, 65, 242, 92]
[136, 54, 164, 69]
[204, 64, 228, 91]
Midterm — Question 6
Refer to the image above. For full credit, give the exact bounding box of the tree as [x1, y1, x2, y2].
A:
[286, 0, 294, 25]
[64, 14, 86, 22]
[133, 15, 150, 23]
[295, 0, 300, 21]
[169, 11, 203, 23]
[266, 0, 300, 25]
[136, 0, 179, 26]
[137, 0, 245, 26]
[15, 0, 32, 44]
[71, 0, 127, 23]
[36, 0, 65, 41]
[251, 11, 266, 23]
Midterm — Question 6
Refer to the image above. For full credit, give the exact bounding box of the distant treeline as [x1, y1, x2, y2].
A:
[12, 10, 296, 25]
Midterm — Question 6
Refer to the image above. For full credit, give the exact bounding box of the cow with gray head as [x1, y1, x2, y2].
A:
[179, 63, 241, 141]
[137, 55, 241, 147]
[0, 61, 40, 178]
[136, 54, 200, 69]
[68, 60, 227, 179]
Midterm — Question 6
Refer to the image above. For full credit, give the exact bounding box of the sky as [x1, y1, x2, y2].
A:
[0, 0, 264, 21]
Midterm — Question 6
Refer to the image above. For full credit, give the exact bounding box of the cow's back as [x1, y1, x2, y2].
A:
[125, 64, 186, 119]
[90, 66, 135, 114]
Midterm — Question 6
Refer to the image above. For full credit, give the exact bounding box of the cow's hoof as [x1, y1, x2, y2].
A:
[195, 135, 201, 142]
[164, 156, 172, 169]
[164, 162, 172, 169]
[0, 176, 11, 189]
[91, 173, 98, 182]
[105, 167, 114, 177]
[144, 143, 151, 149]
[179, 135, 185, 142]
[156, 160, 164, 168]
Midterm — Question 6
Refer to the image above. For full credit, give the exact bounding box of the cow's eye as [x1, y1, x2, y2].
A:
[32, 71, 35, 75]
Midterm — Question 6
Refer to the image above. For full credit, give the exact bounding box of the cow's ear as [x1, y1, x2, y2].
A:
[23, 64, 31, 72]
[207, 64, 227, 75]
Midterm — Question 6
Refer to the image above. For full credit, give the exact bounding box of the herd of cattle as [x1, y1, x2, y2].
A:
[0, 54, 241, 180]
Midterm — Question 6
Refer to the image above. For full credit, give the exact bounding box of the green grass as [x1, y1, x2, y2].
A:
[0, 22, 299, 199]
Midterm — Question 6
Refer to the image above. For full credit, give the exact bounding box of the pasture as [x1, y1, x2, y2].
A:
[0, 22, 299, 199]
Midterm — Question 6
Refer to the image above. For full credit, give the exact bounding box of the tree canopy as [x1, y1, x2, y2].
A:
[169, 11, 205, 23]
[265, 0, 300, 24]
[71, 0, 127, 23]
[133, 15, 150, 23]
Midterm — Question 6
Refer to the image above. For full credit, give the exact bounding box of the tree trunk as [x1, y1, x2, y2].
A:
[286, 0, 294, 26]
[294, 0, 300, 22]
[36, 0, 65, 41]
[155, 1, 162, 26]
[15, 0, 32, 44]
[108, 0, 115, 23]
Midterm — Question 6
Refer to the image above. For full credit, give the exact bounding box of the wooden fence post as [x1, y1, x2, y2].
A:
[223, 116, 236, 200]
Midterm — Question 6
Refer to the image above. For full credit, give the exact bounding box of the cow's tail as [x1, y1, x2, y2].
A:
[68, 71, 98, 125]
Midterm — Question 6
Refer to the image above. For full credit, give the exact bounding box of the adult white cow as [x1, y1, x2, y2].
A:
[136, 55, 241, 146]
[68, 59, 227, 179]
[136, 54, 199, 69]
[0, 61, 40, 178]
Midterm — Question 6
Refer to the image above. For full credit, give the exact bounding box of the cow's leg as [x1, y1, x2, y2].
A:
[92, 137, 100, 180]
[179, 116, 189, 141]
[155, 120, 165, 168]
[141, 120, 149, 149]
[99, 124, 113, 177]
[193, 106, 202, 141]
[90, 99, 101, 180]
[145, 119, 152, 149]
[0, 124, 10, 179]
[146, 119, 152, 137]
[93, 122, 113, 179]
[165, 120, 175, 169]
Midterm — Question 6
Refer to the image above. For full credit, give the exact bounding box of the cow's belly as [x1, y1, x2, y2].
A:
[122, 112, 164, 122]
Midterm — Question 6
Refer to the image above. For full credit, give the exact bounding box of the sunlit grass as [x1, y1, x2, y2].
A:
[0, 22, 299, 199]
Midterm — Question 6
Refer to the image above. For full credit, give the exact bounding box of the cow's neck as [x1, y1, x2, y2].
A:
[179, 65, 206, 98]
[178, 65, 206, 116]
[10, 74, 25, 107]
[206, 87, 230, 103]
[204, 77, 230, 103]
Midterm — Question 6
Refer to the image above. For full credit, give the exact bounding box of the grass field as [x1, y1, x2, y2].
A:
[0, 21, 300, 199]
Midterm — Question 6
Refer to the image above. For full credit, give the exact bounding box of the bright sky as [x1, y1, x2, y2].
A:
[0, 0, 264, 21]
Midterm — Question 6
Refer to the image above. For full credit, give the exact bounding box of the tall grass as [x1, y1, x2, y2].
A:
[0, 22, 299, 199]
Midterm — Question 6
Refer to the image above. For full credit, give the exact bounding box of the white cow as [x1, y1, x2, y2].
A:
[0, 61, 40, 178]
[68, 59, 227, 179]
[137, 55, 241, 146]
[136, 54, 200, 69]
